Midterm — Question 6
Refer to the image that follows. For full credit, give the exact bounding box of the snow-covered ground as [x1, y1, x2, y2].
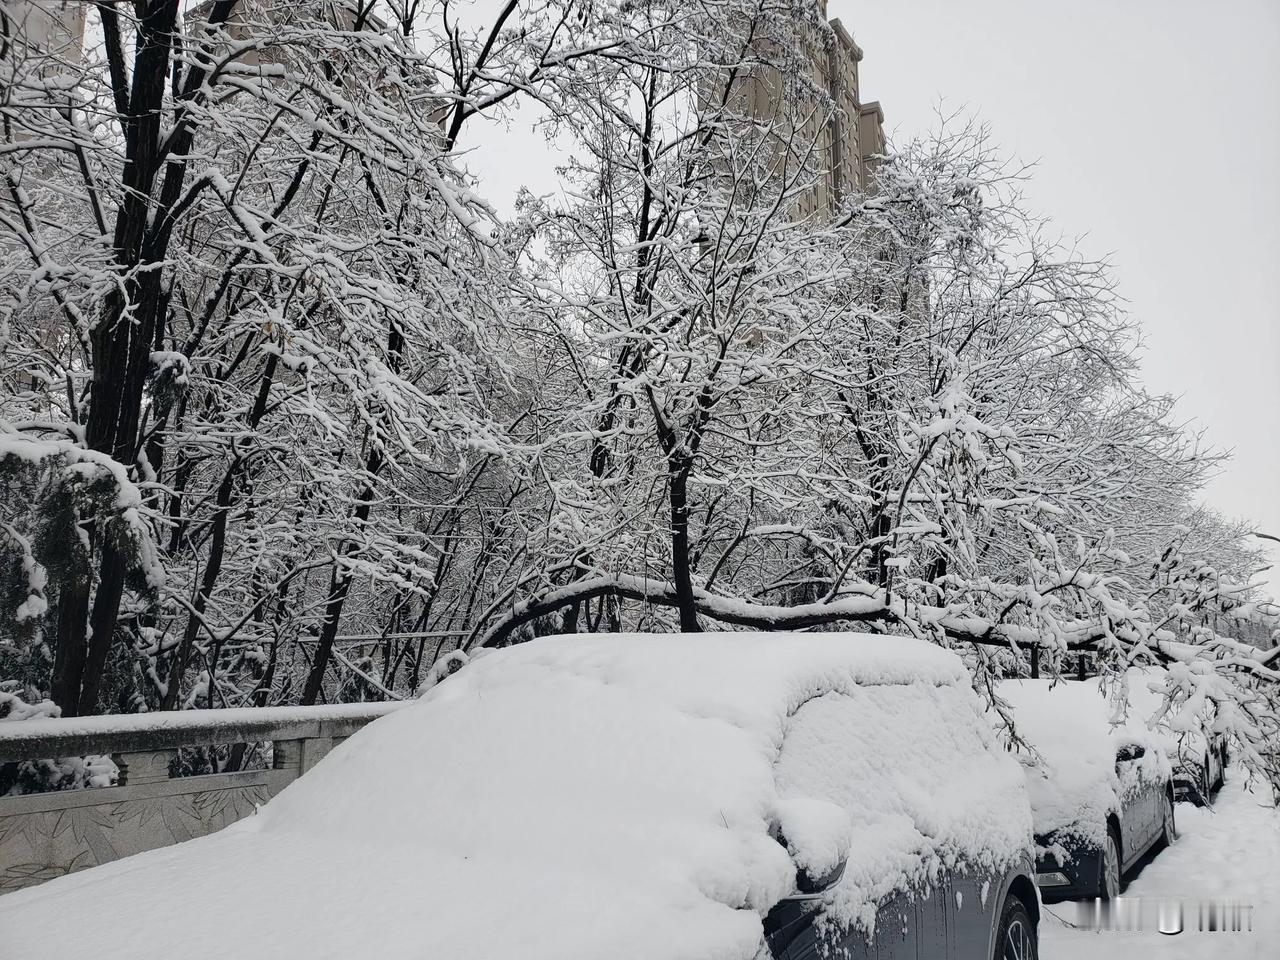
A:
[1041, 767, 1280, 959]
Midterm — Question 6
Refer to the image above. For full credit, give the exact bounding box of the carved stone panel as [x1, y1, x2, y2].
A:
[0, 777, 274, 895]
[0, 704, 393, 896]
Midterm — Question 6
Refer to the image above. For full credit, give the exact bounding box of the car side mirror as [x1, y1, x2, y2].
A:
[773, 798, 851, 902]
[794, 857, 848, 898]
[1116, 744, 1146, 763]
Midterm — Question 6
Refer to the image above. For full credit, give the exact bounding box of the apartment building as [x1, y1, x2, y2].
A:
[188, 0, 387, 65]
[829, 16, 886, 202]
[3, 0, 86, 64]
[733, 1, 885, 219]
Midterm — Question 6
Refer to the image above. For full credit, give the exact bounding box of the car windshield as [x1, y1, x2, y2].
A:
[773, 684, 1031, 935]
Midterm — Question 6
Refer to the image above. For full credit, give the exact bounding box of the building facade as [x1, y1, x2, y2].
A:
[4, 0, 86, 64]
[732, 1, 885, 219]
[828, 15, 885, 202]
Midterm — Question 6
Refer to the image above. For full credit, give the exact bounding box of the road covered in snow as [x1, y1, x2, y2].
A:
[1041, 767, 1280, 959]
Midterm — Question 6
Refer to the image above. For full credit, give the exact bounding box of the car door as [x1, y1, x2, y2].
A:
[1133, 780, 1162, 861]
[1207, 738, 1223, 787]
[1141, 753, 1173, 853]
[838, 876, 946, 959]
[771, 887, 923, 959]
[865, 887, 923, 959]
[949, 868, 1001, 957]
[916, 877, 949, 959]
[1114, 746, 1150, 866]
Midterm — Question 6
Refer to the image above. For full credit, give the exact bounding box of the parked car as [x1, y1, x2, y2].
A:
[1000, 678, 1176, 901]
[0, 632, 1040, 960]
[1122, 666, 1227, 806]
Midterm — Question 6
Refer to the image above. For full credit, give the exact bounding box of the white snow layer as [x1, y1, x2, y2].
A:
[1000, 678, 1172, 846]
[0, 700, 402, 743]
[0, 632, 1031, 960]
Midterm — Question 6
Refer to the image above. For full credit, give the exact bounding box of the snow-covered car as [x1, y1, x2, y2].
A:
[1122, 666, 1227, 806]
[1, 633, 1039, 960]
[999, 678, 1176, 902]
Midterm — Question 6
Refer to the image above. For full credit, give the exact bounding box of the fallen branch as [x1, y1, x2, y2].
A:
[471, 573, 1279, 689]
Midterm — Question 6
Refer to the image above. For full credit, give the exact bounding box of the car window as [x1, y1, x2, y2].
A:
[773, 683, 996, 826]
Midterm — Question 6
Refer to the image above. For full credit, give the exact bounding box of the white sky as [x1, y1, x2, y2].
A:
[832, 0, 1280, 598]
[460, 0, 1280, 599]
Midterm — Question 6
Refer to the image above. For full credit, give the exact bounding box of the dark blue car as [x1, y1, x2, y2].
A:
[761, 662, 1041, 959]
[1001, 678, 1176, 902]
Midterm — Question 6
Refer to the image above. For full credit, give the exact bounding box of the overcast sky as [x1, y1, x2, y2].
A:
[831, 0, 1280, 597]
[461, 0, 1280, 599]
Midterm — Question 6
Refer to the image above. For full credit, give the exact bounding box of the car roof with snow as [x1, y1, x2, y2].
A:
[1, 632, 1031, 960]
[999, 677, 1172, 843]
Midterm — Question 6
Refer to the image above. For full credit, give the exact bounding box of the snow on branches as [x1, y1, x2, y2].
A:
[0, 2, 1275, 789]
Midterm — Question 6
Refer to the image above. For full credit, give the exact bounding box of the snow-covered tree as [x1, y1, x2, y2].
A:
[0, 0, 615, 714]
[1, 0, 1275, 792]
[472, 108, 1280, 788]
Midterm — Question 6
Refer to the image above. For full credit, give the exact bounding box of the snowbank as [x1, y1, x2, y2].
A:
[999, 678, 1171, 847]
[0, 633, 1029, 960]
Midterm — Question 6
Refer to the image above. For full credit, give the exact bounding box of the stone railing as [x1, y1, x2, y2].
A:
[0, 702, 402, 895]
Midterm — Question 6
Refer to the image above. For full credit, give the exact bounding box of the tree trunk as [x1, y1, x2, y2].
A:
[669, 462, 700, 632]
[160, 465, 236, 710]
[300, 445, 383, 705]
[561, 601, 581, 633]
[77, 546, 128, 715]
[55, 1, 184, 712]
[301, 566, 352, 705]
[49, 573, 91, 716]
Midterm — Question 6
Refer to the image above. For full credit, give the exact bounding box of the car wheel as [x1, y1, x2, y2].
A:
[993, 894, 1038, 960]
[1159, 790, 1177, 847]
[1098, 825, 1122, 899]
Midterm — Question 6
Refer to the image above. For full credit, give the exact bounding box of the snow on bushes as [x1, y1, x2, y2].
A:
[0, 632, 1033, 960]
[0, 688, 59, 723]
[0, 688, 117, 795]
[0, 432, 164, 612]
